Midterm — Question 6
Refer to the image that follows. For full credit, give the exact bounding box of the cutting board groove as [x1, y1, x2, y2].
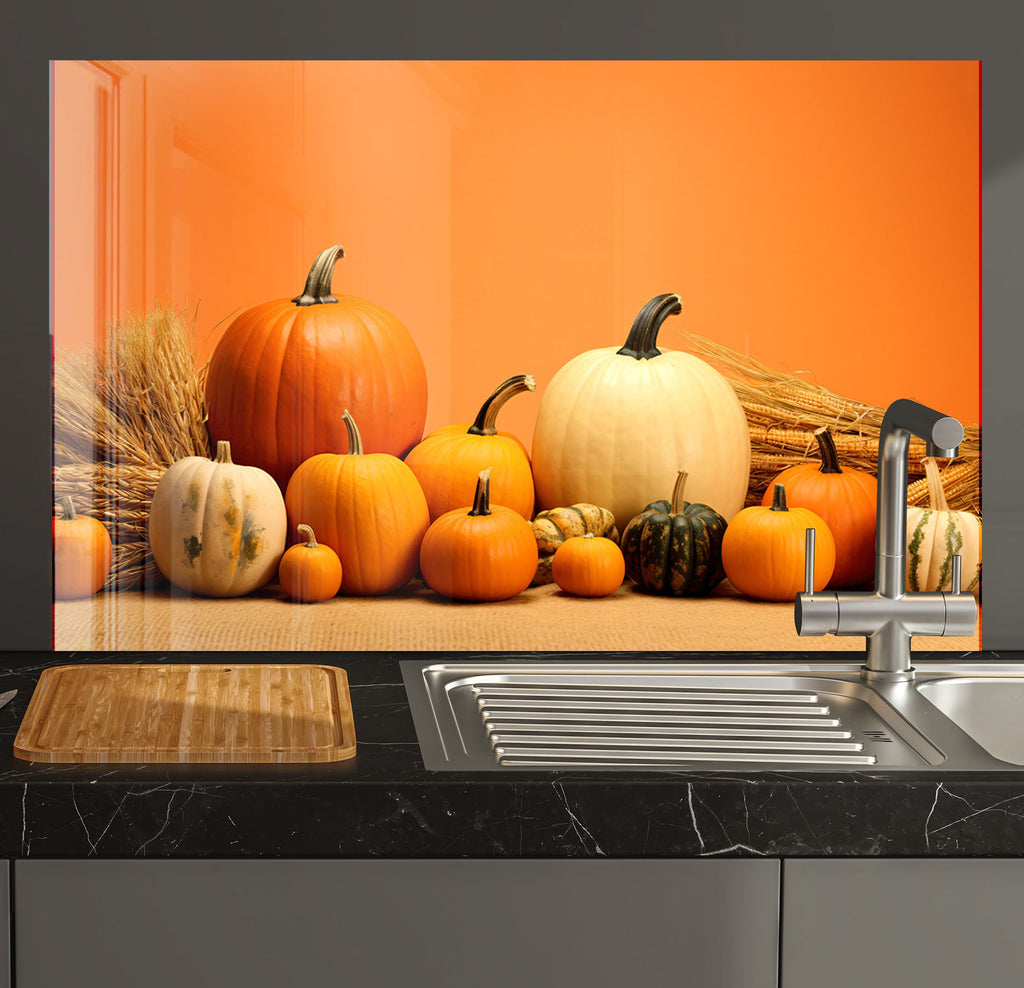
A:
[14, 664, 357, 763]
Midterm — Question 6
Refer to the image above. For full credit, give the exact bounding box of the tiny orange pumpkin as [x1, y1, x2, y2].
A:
[278, 525, 343, 603]
[551, 534, 625, 598]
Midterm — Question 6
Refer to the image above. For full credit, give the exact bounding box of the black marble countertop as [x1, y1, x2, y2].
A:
[3, 649, 1024, 859]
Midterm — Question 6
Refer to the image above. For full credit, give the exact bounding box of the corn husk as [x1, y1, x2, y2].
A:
[680, 333, 981, 518]
[53, 306, 210, 589]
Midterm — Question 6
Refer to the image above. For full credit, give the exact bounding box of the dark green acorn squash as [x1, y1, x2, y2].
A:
[621, 470, 728, 596]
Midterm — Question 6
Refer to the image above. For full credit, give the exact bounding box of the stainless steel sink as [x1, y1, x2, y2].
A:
[401, 660, 1024, 773]
[916, 676, 1024, 765]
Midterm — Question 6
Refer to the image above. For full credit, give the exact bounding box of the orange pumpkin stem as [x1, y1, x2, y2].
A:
[669, 470, 690, 514]
[469, 468, 493, 516]
[922, 457, 951, 512]
[59, 495, 78, 521]
[341, 409, 364, 456]
[769, 483, 789, 512]
[292, 244, 345, 306]
[616, 293, 683, 360]
[813, 427, 844, 475]
[467, 374, 536, 436]
[215, 440, 234, 464]
[297, 524, 319, 548]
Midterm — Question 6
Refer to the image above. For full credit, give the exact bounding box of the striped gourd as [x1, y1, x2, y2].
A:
[621, 470, 728, 596]
[906, 457, 981, 597]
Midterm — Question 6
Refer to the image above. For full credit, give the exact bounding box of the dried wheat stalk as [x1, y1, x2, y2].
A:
[53, 307, 210, 589]
[680, 333, 981, 517]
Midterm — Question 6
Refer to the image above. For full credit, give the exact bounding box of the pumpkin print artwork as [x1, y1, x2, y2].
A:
[531, 293, 750, 530]
[419, 468, 538, 602]
[205, 244, 428, 490]
[53, 496, 113, 599]
[405, 374, 536, 522]
[284, 410, 430, 596]
[148, 440, 288, 597]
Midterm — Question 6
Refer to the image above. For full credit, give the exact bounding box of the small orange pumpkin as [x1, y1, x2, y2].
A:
[278, 525, 343, 603]
[405, 374, 536, 522]
[551, 534, 625, 598]
[762, 426, 876, 588]
[722, 484, 836, 601]
[54, 496, 112, 599]
[284, 410, 430, 596]
[419, 468, 538, 602]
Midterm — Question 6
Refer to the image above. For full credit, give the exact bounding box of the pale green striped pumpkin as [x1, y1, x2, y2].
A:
[906, 458, 981, 597]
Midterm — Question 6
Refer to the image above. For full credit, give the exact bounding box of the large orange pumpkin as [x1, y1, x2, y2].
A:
[419, 469, 538, 602]
[404, 374, 536, 522]
[762, 427, 877, 588]
[206, 244, 428, 490]
[284, 410, 430, 596]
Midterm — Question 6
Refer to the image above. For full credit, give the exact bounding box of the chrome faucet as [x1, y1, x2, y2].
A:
[794, 398, 978, 682]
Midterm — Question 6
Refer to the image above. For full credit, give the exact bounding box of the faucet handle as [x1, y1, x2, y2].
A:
[804, 528, 816, 594]
[950, 554, 961, 595]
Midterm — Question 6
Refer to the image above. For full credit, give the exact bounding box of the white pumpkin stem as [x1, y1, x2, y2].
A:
[616, 294, 683, 360]
[922, 457, 950, 512]
[215, 440, 234, 464]
[669, 470, 689, 514]
[468, 375, 536, 436]
[469, 468, 493, 516]
[341, 409, 364, 455]
[297, 524, 319, 548]
[292, 244, 344, 306]
[59, 495, 78, 521]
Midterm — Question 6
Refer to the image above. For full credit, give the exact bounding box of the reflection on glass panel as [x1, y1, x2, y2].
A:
[51, 60, 981, 654]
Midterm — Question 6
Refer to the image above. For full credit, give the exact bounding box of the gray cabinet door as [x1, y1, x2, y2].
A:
[783, 859, 1024, 988]
[15, 859, 779, 988]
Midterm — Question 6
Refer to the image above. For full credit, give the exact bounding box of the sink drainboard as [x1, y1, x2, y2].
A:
[475, 681, 875, 767]
[401, 663, 941, 772]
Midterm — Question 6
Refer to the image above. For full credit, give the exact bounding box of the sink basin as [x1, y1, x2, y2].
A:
[399, 659, 1024, 773]
[916, 678, 1024, 765]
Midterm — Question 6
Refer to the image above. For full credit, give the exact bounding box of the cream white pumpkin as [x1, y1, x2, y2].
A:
[148, 440, 288, 597]
[531, 294, 751, 530]
[906, 456, 981, 596]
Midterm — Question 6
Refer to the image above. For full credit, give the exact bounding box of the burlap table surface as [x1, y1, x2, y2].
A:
[54, 580, 982, 653]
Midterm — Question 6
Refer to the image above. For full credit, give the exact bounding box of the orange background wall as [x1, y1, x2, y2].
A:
[53, 60, 980, 449]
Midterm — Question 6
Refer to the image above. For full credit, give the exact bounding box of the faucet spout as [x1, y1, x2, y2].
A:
[875, 399, 965, 599]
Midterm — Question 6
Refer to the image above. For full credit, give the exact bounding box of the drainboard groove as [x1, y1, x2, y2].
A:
[475, 681, 873, 767]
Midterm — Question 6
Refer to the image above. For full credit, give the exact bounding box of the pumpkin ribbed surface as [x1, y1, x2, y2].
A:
[620, 471, 728, 596]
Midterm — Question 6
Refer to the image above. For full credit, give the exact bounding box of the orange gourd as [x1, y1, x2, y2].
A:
[278, 525, 343, 603]
[419, 468, 538, 601]
[206, 244, 428, 490]
[551, 534, 625, 598]
[722, 484, 836, 601]
[405, 374, 536, 521]
[762, 426, 876, 588]
[284, 410, 430, 596]
[53, 496, 112, 599]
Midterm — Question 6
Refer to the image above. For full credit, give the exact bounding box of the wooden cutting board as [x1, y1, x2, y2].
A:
[13, 663, 357, 763]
